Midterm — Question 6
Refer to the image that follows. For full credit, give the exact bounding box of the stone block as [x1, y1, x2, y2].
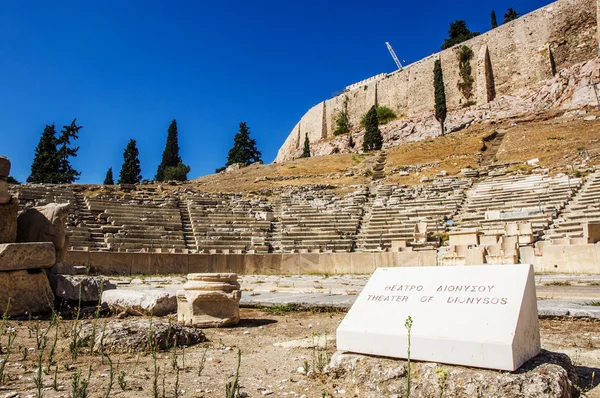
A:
[448, 229, 479, 246]
[177, 273, 241, 327]
[212, 254, 244, 274]
[0, 242, 55, 271]
[125, 253, 153, 275]
[0, 180, 9, 204]
[0, 156, 10, 179]
[65, 250, 91, 269]
[16, 203, 70, 253]
[0, 197, 18, 244]
[0, 269, 54, 317]
[351, 253, 376, 273]
[244, 254, 281, 274]
[298, 253, 320, 274]
[465, 247, 486, 265]
[50, 274, 116, 302]
[102, 289, 177, 316]
[330, 253, 352, 274]
[280, 254, 299, 274]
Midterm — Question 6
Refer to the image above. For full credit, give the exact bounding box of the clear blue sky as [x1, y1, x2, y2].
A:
[1, 0, 550, 183]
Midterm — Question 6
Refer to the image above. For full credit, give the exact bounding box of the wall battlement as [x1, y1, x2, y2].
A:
[276, 0, 599, 162]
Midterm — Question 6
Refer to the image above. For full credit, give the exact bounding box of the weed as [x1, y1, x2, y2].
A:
[260, 303, 302, 314]
[225, 349, 242, 398]
[197, 345, 208, 377]
[103, 352, 114, 398]
[544, 280, 572, 286]
[52, 365, 59, 391]
[118, 370, 128, 391]
[435, 367, 448, 398]
[71, 365, 92, 398]
[0, 324, 17, 385]
[311, 332, 330, 374]
[405, 315, 413, 398]
[584, 300, 600, 306]
[70, 286, 83, 360]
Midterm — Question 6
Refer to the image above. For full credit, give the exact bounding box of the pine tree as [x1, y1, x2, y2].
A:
[491, 10, 498, 28]
[119, 139, 142, 184]
[104, 167, 114, 185]
[441, 20, 479, 50]
[224, 122, 262, 168]
[503, 8, 520, 24]
[302, 134, 311, 158]
[28, 124, 60, 183]
[155, 119, 188, 181]
[434, 59, 447, 135]
[163, 163, 191, 181]
[362, 106, 383, 151]
[56, 119, 82, 184]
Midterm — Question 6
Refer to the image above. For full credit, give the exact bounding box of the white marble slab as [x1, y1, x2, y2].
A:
[336, 264, 540, 371]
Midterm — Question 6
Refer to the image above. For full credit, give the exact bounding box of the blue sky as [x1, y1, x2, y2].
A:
[1, 0, 550, 183]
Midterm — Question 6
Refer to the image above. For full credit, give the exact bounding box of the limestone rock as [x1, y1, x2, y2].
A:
[0, 269, 54, 317]
[0, 156, 10, 179]
[177, 273, 241, 327]
[102, 289, 177, 316]
[79, 318, 206, 353]
[0, 180, 9, 205]
[326, 350, 578, 398]
[0, 197, 18, 244]
[0, 242, 55, 271]
[49, 274, 116, 302]
[16, 203, 70, 258]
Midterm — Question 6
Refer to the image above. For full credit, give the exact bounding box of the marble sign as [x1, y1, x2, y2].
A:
[336, 264, 540, 371]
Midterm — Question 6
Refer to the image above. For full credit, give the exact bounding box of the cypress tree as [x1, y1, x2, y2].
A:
[302, 134, 311, 158]
[224, 122, 262, 167]
[56, 119, 82, 184]
[119, 139, 142, 184]
[28, 124, 60, 183]
[155, 119, 184, 181]
[441, 20, 479, 50]
[491, 10, 498, 28]
[434, 59, 447, 136]
[362, 106, 383, 151]
[104, 167, 114, 185]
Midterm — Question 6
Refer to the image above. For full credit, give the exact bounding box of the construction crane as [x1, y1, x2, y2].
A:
[385, 42, 403, 71]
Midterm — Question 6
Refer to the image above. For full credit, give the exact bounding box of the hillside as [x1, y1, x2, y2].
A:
[192, 107, 600, 193]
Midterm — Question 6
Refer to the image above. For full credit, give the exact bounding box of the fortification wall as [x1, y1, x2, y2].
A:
[275, 0, 598, 162]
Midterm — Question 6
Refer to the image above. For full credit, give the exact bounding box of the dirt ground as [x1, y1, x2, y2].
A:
[0, 309, 599, 398]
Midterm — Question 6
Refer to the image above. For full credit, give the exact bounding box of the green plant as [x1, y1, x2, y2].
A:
[405, 316, 413, 398]
[435, 368, 448, 398]
[118, 370, 128, 391]
[503, 7, 521, 24]
[302, 134, 311, 158]
[334, 107, 351, 136]
[311, 332, 330, 374]
[261, 303, 302, 313]
[71, 365, 92, 398]
[225, 349, 242, 398]
[360, 106, 397, 126]
[70, 287, 83, 360]
[545, 280, 571, 286]
[363, 105, 383, 151]
[441, 20, 479, 50]
[584, 300, 600, 306]
[457, 45, 474, 100]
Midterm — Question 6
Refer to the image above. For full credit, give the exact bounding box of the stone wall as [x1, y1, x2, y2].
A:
[66, 250, 437, 275]
[275, 0, 599, 162]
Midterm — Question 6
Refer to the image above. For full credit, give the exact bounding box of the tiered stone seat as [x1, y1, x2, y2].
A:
[278, 188, 367, 252]
[356, 180, 467, 251]
[546, 172, 600, 239]
[86, 196, 186, 251]
[454, 174, 580, 240]
[186, 195, 272, 253]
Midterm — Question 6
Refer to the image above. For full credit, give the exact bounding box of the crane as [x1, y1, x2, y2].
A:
[385, 42, 403, 71]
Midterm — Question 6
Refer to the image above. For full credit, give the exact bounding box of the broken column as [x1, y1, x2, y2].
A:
[0, 156, 56, 316]
[177, 273, 241, 327]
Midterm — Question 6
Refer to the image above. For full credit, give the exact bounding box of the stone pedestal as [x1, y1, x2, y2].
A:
[177, 273, 241, 327]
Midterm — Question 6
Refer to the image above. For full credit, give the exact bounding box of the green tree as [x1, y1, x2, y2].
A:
[163, 163, 191, 181]
[334, 97, 351, 135]
[441, 20, 479, 50]
[491, 10, 498, 28]
[6, 176, 20, 184]
[118, 139, 142, 184]
[362, 106, 383, 151]
[224, 122, 262, 168]
[56, 119, 82, 184]
[302, 134, 311, 158]
[28, 124, 60, 183]
[155, 119, 189, 181]
[104, 167, 114, 185]
[503, 8, 520, 24]
[434, 59, 447, 135]
[456, 45, 475, 100]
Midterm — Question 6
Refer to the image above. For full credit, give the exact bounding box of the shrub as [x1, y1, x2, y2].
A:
[360, 106, 397, 126]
